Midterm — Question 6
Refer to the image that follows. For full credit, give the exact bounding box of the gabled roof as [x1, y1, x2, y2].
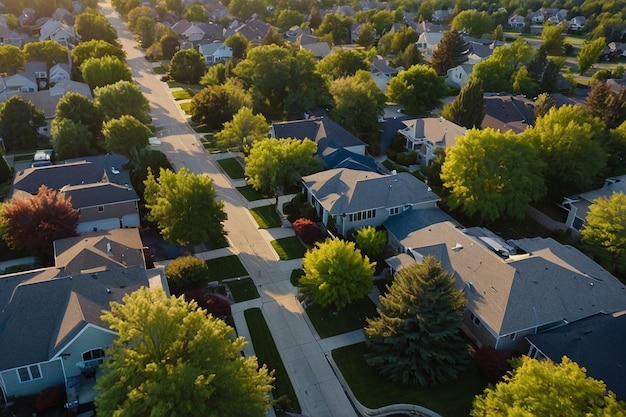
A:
[417, 31, 443, 46]
[391, 222, 626, 337]
[195, 22, 224, 38]
[527, 311, 626, 400]
[60, 182, 139, 208]
[370, 55, 398, 76]
[400, 117, 467, 148]
[171, 19, 192, 35]
[272, 116, 365, 150]
[0, 266, 158, 370]
[198, 41, 230, 56]
[323, 147, 378, 172]
[54, 228, 146, 275]
[482, 94, 535, 133]
[302, 168, 439, 215]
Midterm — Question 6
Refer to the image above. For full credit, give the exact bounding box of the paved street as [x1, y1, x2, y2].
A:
[100, 3, 360, 416]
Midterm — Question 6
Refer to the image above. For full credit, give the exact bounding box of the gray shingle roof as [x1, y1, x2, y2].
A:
[302, 168, 439, 215]
[60, 182, 138, 208]
[391, 221, 626, 336]
[482, 94, 535, 133]
[272, 116, 366, 150]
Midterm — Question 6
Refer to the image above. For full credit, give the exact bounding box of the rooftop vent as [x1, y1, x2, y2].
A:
[452, 243, 463, 251]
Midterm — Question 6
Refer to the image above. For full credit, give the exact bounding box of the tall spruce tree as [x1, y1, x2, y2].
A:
[440, 77, 485, 129]
[430, 30, 469, 76]
[365, 256, 469, 386]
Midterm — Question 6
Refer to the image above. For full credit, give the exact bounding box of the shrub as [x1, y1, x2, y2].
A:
[165, 255, 210, 294]
[183, 289, 231, 317]
[474, 345, 513, 383]
[396, 151, 417, 166]
[299, 203, 317, 221]
[36, 386, 65, 412]
[0, 156, 11, 183]
[292, 218, 320, 245]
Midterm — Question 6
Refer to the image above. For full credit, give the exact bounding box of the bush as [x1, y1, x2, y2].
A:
[292, 218, 320, 245]
[0, 156, 11, 183]
[474, 345, 513, 383]
[36, 386, 65, 412]
[299, 203, 317, 221]
[183, 289, 231, 317]
[390, 133, 406, 152]
[396, 150, 417, 166]
[165, 255, 210, 294]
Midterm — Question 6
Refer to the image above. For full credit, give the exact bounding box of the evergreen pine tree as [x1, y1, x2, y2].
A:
[365, 256, 469, 386]
[430, 30, 469, 75]
[440, 77, 485, 128]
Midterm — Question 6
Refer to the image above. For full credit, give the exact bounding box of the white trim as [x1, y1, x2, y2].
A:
[50, 323, 117, 362]
[16, 364, 42, 383]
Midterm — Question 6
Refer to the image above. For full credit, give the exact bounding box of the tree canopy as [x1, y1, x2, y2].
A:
[23, 40, 69, 69]
[430, 30, 469, 75]
[451, 10, 495, 37]
[244, 138, 322, 194]
[81, 55, 132, 89]
[522, 105, 607, 198]
[169, 48, 206, 84]
[95, 288, 274, 417]
[471, 39, 536, 92]
[52, 119, 95, 160]
[472, 356, 626, 417]
[1, 186, 79, 258]
[189, 85, 235, 131]
[386, 64, 447, 116]
[366, 256, 468, 386]
[55, 92, 103, 138]
[165, 255, 210, 294]
[75, 11, 120, 46]
[441, 128, 546, 223]
[541, 23, 565, 56]
[102, 115, 151, 160]
[316, 12, 353, 45]
[299, 238, 374, 310]
[215, 107, 269, 154]
[0, 96, 45, 151]
[94, 80, 151, 123]
[578, 37, 606, 75]
[440, 77, 485, 129]
[354, 226, 386, 259]
[586, 81, 626, 129]
[144, 168, 227, 246]
[580, 192, 626, 276]
[317, 49, 370, 80]
[0, 44, 25, 75]
[71, 39, 126, 76]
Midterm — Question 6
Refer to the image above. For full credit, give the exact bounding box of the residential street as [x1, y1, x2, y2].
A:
[100, 2, 359, 416]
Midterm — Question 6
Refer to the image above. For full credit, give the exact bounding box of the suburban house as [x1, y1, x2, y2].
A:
[527, 310, 626, 400]
[561, 175, 626, 233]
[270, 115, 378, 172]
[398, 117, 467, 165]
[431, 8, 453, 22]
[482, 94, 535, 134]
[0, 25, 22, 47]
[8, 154, 140, 234]
[507, 14, 525, 28]
[171, 20, 207, 42]
[529, 10, 544, 24]
[301, 168, 440, 236]
[416, 31, 443, 56]
[370, 55, 398, 93]
[568, 16, 586, 31]
[38, 19, 75, 44]
[446, 63, 473, 89]
[300, 41, 331, 59]
[224, 18, 270, 44]
[1, 72, 37, 97]
[384, 220, 626, 352]
[197, 41, 232, 64]
[49, 63, 71, 85]
[0, 265, 168, 405]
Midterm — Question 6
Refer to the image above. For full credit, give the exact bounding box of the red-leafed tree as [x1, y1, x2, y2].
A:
[292, 218, 320, 245]
[1, 186, 79, 257]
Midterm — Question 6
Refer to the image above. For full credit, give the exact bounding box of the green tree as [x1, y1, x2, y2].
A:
[316, 12, 353, 45]
[365, 256, 468, 386]
[441, 128, 546, 223]
[430, 30, 469, 75]
[165, 255, 210, 294]
[472, 356, 626, 417]
[492, 24, 503, 41]
[0, 96, 45, 150]
[512, 65, 539, 97]
[23, 40, 69, 68]
[578, 37, 606, 75]
[541, 23, 565, 56]
[169, 48, 206, 84]
[389, 43, 424, 69]
[135, 16, 156, 47]
[440, 77, 485, 129]
[604, 121, 626, 177]
[244, 138, 322, 195]
[228, 0, 265, 19]
[523, 105, 607, 197]
[283, 49, 331, 119]
[356, 22, 375, 47]
[144, 168, 227, 246]
[190, 85, 234, 131]
[55, 92, 103, 138]
[94, 80, 151, 123]
[183, 3, 208, 22]
[329, 70, 385, 136]
[95, 288, 274, 417]
[126, 5, 153, 31]
[533, 92, 556, 118]
[261, 27, 285, 47]
[580, 192, 626, 276]
[299, 238, 374, 310]
[0, 44, 25, 75]
[225, 33, 249, 62]
[276, 9, 304, 32]
[386, 64, 447, 116]
[81, 56, 132, 89]
[317, 49, 370, 80]
[354, 226, 386, 259]
[378, 25, 418, 57]
[51, 119, 94, 160]
[472, 38, 536, 92]
[215, 107, 269, 154]
[587, 81, 626, 129]
[75, 11, 120, 46]
[128, 148, 173, 198]
[1, 186, 79, 258]
[451, 10, 494, 37]
[71, 39, 126, 74]
[102, 115, 151, 159]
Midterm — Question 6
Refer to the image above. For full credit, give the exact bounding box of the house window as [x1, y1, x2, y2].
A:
[389, 207, 400, 216]
[97, 206, 104, 212]
[470, 312, 481, 326]
[17, 365, 42, 383]
[82, 348, 105, 362]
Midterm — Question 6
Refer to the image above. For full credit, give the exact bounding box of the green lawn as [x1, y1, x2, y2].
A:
[205, 255, 248, 281]
[250, 205, 282, 229]
[244, 308, 301, 414]
[172, 89, 194, 100]
[332, 342, 488, 417]
[226, 278, 259, 302]
[216, 157, 245, 179]
[270, 237, 306, 260]
[236, 185, 266, 201]
[189, 121, 212, 133]
[179, 102, 191, 114]
[306, 297, 377, 339]
[290, 269, 304, 287]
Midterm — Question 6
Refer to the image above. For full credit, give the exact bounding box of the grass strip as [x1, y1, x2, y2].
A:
[250, 205, 282, 229]
[244, 308, 301, 414]
[216, 157, 245, 179]
[226, 277, 259, 302]
[236, 185, 266, 201]
[172, 89, 194, 100]
[306, 297, 377, 338]
[270, 237, 306, 260]
[206, 255, 248, 281]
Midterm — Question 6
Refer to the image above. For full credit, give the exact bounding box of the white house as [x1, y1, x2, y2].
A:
[508, 14, 525, 28]
[197, 42, 232, 64]
[446, 63, 473, 89]
[49, 63, 71, 84]
[416, 31, 443, 56]
[39, 19, 74, 43]
[568, 16, 586, 31]
[398, 117, 467, 165]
